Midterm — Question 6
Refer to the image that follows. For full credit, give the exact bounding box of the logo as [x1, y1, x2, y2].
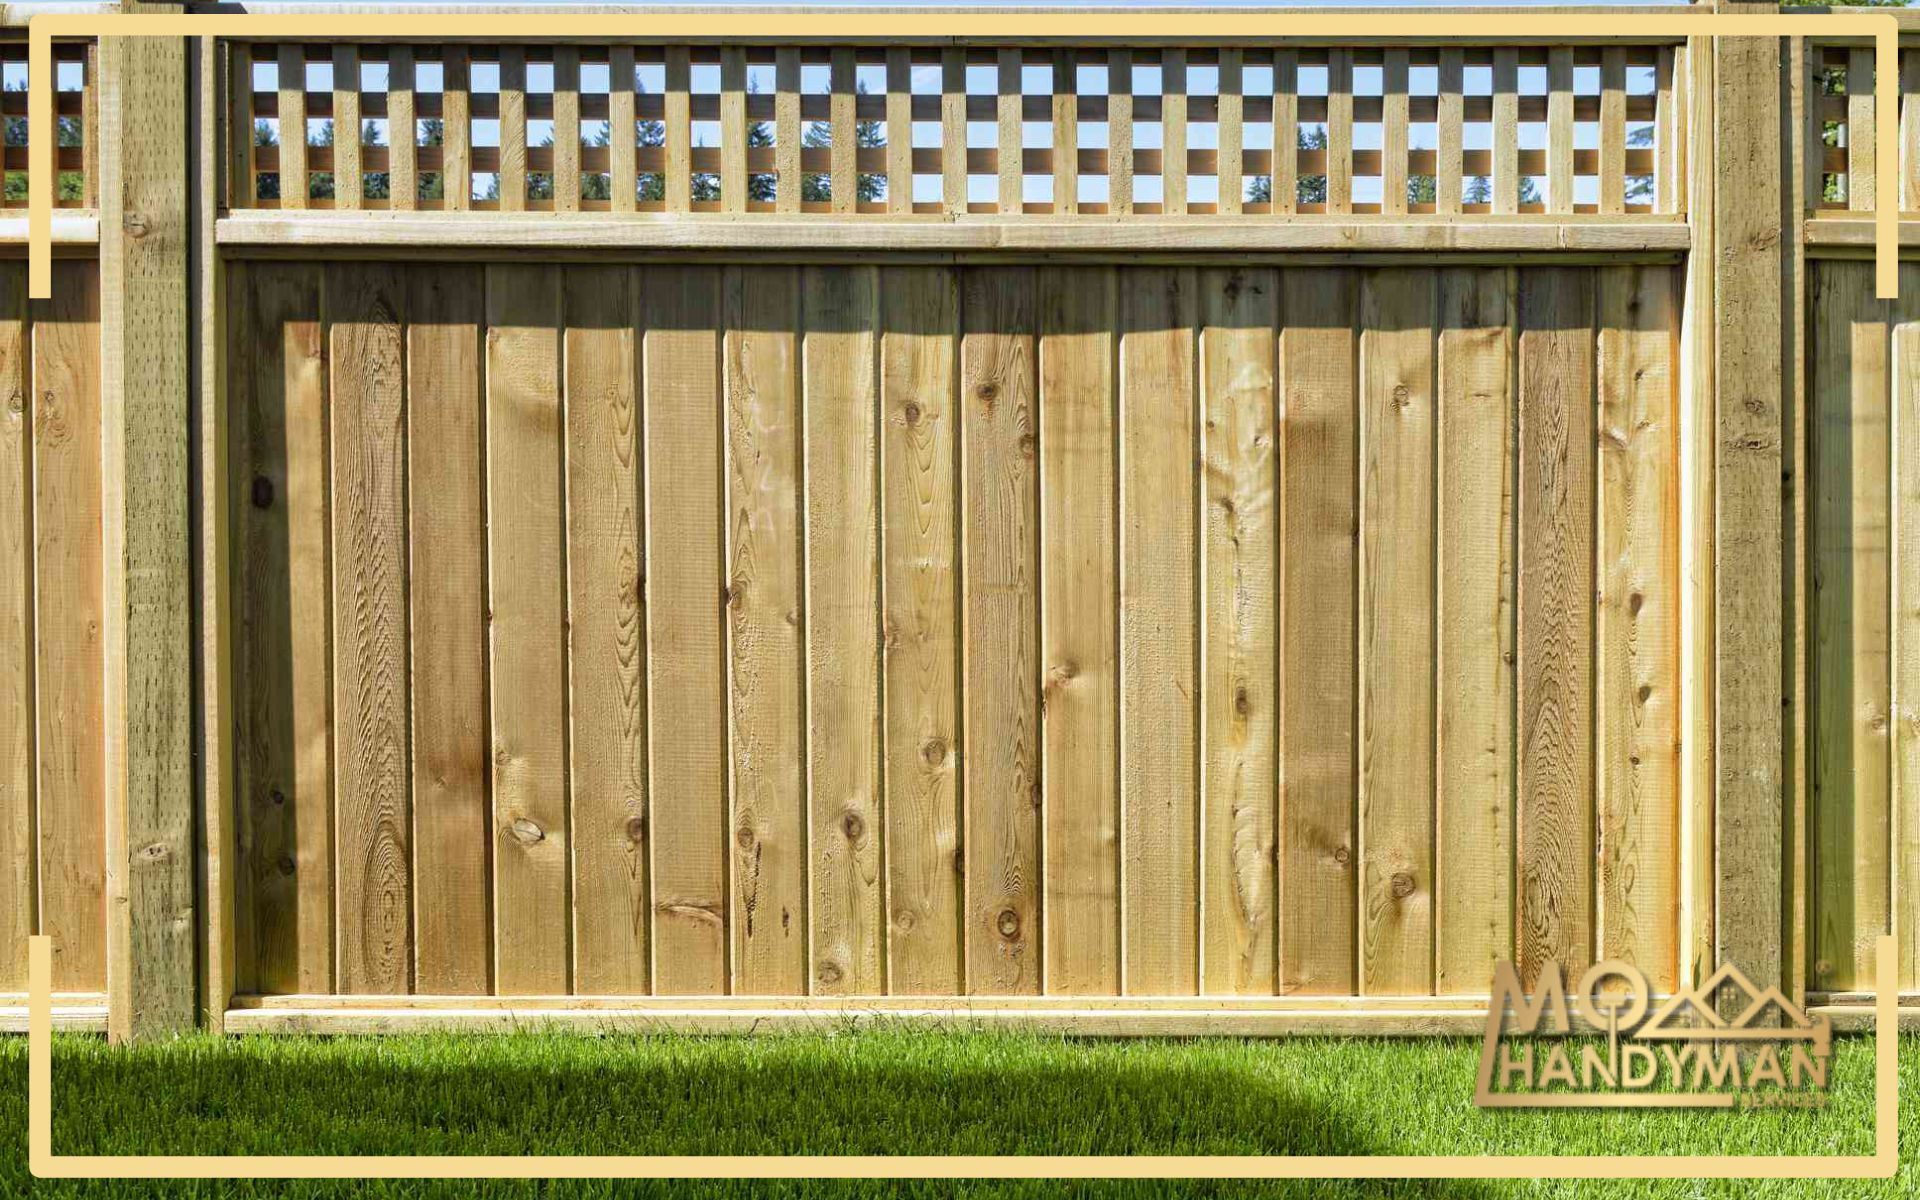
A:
[1474, 960, 1832, 1109]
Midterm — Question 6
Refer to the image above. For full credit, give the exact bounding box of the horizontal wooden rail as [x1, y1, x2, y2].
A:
[227, 39, 1684, 218]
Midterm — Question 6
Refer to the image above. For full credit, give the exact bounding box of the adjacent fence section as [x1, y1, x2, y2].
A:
[1806, 258, 1920, 999]
[225, 41, 1685, 218]
[0, 260, 104, 998]
[0, 39, 96, 210]
[225, 259, 1685, 1000]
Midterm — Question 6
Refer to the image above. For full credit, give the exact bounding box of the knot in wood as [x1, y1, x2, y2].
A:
[5, 390, 21, 415]
[817, 961, 844, 986]
[251, 475, 276, 509]
[624, 816, 647, 844]
[1390, 871, 1416, 899]
[123, 212, 151, 239]
[1332, 845, 1351, 867]
[902, 400, 923, 425]
[506, 817, 545, 846]
[997, 909, 1021, 940]
[278, 856, 296, 876]
[976, 381, 998, 405]
[920, 735, 949, 767]
[841, 810, 865, 841]
[736, 826, 756, 849]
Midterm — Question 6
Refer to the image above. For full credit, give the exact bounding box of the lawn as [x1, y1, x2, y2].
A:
[2, 1030, 1914, 1199]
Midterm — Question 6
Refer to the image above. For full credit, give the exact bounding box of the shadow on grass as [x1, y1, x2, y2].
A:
[19, 1031, 1499, 1198]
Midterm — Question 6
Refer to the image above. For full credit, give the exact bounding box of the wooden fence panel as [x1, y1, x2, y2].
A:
[0, 262, 103, 996]
[225, 260, 1687, 1001]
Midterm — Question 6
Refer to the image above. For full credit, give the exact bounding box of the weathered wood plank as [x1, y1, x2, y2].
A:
[406, 264, 491, 995]
[498, 46, 528, 212]
[331, 46, 362, 211]
[1811, 260, 1888, 994]
[484, 264, 568, 993]
[0, 265, 29, 990]
[1278, 266, 1357, 997]
[277, 44, 307, 210]
[1897, 261, 1920, 990]
[880, 265, 963, 994]
[1596, 264, 1680, 991]
[236, 263, 331, 996]
[327, 262, 411, 995]
[33, 263, 105, 994]
[1516, 266, 1596, 986]
[642, 266, 728, 995]
[1435, 266, 1514, 995]
[1119, 267, 1198, 995]
[388, 47, 417, 211]
[1358, 267, 1436, 996]
[1199, 266, 1277, 996]
[1038, 266, 1120, 996]
[960, 266, 1039, 995]
[563, 265, 647, 995]
[802, 265, 882, 996]
[724, 265, 806, 995]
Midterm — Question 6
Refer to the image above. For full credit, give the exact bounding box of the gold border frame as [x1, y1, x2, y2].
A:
[20, 5, 1907, 1183]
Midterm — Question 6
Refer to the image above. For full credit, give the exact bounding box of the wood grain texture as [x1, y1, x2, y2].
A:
[236, 263, 332, 996]
[564, 265, 648, 995]
[0, 266, 28, 990]
[802, 265, 882, 996]
[1516, 266, 1596, 987]
[1038, 266, 1120, 996]
[1119, 266, 1198, 996]
[724, 266, 806, 995]
[1897, 262, 1920, 990]
[327, 262, 411, 995]
[1199, 266, 1278, 996]
[1596, 264, 1680, 991]
[1811, 260, 1888, 994]
[960, 266, 1040, 995]
[485, 264, 569, 994]
[1712, 30, 1785, 1002]
[406, 265, 492, 995]
[642, 266, 728, 995]
[879, 266, 963, 994]
[101, 29, 198, 1038]
[1435, 266, 1514, 995]
[1358, 267, 1436, 997]
[1278, 267, 1358, 997]
[35, 263, 106, 993]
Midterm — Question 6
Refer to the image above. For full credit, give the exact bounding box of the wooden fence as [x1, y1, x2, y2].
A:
[0, 2, 1916, 1041]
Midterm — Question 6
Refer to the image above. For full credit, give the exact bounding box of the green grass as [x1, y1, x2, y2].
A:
[2, 1031, 1914, 1199]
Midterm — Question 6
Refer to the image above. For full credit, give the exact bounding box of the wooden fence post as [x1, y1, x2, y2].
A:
[98, 2, 196, 1041]
[1709, 1, 1791, 1008]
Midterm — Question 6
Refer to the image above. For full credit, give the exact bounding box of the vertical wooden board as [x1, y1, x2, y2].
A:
[407, 264, 492, 995]
[1810, 261, 1889, 993]
[498, 47, 528, 212]
[332, 46, 363, 211]
[277, 44, 307, 210]
[879, 266, 962, 994]
[485, 264, 568, 994]
[1119, 267, 1198, 996]
[327, 262, 411, 995]
[1896, 262, 1920, 989]
[1435, 266, 1515, 995]
[236, 262, 331, 995]
[642, 266, 728, 995]
[960, 267, 1039, 995]
[802, 265, 881, 996]
[564, 266, 648, 995]
[724, 266, 806, 995]
[1358, 268, 1436, 997]
[1516, 266, 1596, 986]
[1596, 265, 1681, 991]
[1038, 266, 1120, 996]
[1278, 268, 1358, 997]
[0, 264, 28, 989]
[1199, 267, 1278, 996]
[33, 262, 104, 991]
